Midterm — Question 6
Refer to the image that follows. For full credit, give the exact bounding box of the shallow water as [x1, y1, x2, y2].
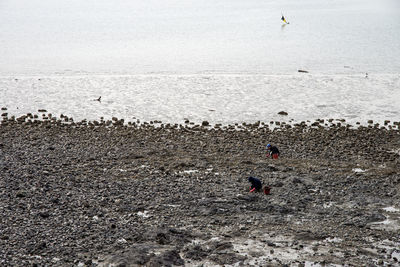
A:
[0, 0, 399, 124]
[1, 73, 399, 125]
[1, 0, 399, 74]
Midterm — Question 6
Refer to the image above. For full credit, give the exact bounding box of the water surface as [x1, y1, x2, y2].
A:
[0, 0, 399, 124]
[1, 0, 399, 74]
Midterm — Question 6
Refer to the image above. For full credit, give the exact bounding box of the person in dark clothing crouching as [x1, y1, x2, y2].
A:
[266, 144, 280, 159]
[248, 176, 262, 192]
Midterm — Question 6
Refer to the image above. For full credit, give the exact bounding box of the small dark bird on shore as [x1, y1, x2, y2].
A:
[96, 96, 101, 102]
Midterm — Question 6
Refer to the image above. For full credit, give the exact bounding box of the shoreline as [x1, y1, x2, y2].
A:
[1, 111, 399, 266]
[2, 72, 399, 128]
[1, 109, 399, 131]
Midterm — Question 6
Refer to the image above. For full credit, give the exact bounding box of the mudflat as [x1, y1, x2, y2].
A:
[1, 115, 399, 266]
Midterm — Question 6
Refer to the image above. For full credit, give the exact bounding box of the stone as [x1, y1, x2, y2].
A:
[0, 115, 398, 266]
[202, 121, 210, 127]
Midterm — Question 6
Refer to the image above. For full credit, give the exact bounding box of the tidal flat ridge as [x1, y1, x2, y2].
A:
[1, 114, 399, 266]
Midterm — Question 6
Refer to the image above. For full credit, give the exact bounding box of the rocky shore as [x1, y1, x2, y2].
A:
[1, 112, 399, 266]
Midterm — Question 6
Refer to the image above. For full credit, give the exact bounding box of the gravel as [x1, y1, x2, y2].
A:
[1, 114, 399, 266]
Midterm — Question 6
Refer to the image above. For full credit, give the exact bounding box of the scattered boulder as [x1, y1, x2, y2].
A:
[202, 121, 210, 127]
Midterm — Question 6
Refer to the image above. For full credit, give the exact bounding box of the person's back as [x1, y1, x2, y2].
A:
[266, 144, 280, 159]
[248, 176, 262, 192]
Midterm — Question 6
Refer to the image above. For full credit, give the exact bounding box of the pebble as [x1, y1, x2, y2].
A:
[0, 114, 398, 266]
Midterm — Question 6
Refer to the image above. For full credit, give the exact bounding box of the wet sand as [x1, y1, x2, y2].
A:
[0, 113, 399, 266]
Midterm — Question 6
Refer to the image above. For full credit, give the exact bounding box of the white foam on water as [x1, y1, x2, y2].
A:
[352, 168, 366, 173]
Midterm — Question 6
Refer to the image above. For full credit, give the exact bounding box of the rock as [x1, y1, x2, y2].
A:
[148, 250, 184, 266]
[266, 241, 276, 247]
[291, 177, 303, 184]
[155, 232, 170, 245]
[36, 242, 47, 251]
[209, 253, 247, 265]
[202, 121, 210, 127]
[0, 115, 398, 266]
[38, 211, 50, 218]
[183, 245, 209, 261]
[298, 70, 309, 73]
[365, 213, 386, 224]
[278, 111, 288, 116]
[16, 191, 26, 198]
[104, 246, 152, 266]
[116, 238, 127, 245]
